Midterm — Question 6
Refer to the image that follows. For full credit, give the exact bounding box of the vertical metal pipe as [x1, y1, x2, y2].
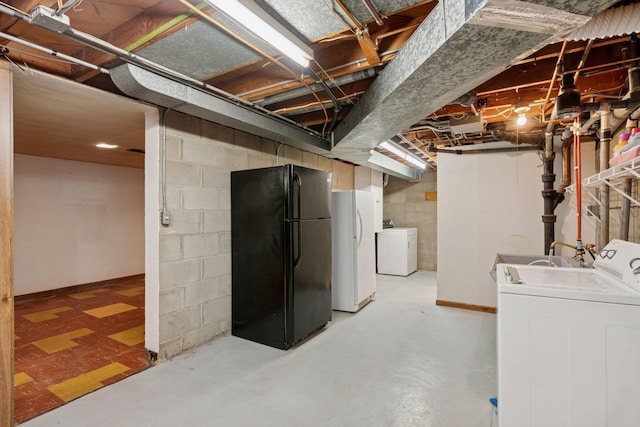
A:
[621, 178, 633, 239]
[599, 111, 611, 247]
[619, 59, 640, 241]
[542, 127, 556, 254]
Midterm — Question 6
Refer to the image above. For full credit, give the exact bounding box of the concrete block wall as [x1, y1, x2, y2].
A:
[383, 171, 437, 271]
[157, 112, 353, 359]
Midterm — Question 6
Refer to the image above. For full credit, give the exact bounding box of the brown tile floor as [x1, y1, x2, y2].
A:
[13, 277, 150, 423]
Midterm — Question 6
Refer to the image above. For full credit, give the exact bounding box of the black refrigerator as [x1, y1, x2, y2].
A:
[231, 165, 332, 350]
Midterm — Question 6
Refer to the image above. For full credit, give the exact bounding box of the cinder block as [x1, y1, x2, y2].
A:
[159, 210, 201, 236]
[166, 111, 200, 139]
[163, 184, 182, 210]
[184, 278, 222, 308]
[183, 233, 219, 259]
[283, 145, 302, 165]
[302, 151, 319, 169]
[261, 139, 278, 156]
[160, 235, 182, 263]
[218, 274, 231, 297]
[183, 187, 218, 210]
[183, 324, 221, 351]
[159, 306, 202, 342]
[166, 161, 201, 187]
[203, 254, 232, 278]
[182, 139, 219, 165]
[218, 188, 231, 211]
[218, 232, 231, 254]
[220, 318, 231, 333]
[248, 154, 273, 169]
[158, 336, 183, 361]
[406, 211, 426, 223]
[202, 166, 230, 189]
[159, 258, 201, 289]
[218, 147, 249, 171]
[160, 287, 183, 315]
[203, 211, 231, 233]
[318, 156, 332, 171]
[202, 296, 231, 326]
[234, 130, 262, 152]
[165, 135, 181, 161]
[386, 192, 407, 204]
[201, 120, 233, 144]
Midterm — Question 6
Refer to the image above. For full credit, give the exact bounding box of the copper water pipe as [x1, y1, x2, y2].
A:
[541, 40, 568, 123]
[573, 120, 583, 241]
[334, 0, 365, 30]
[362, 0, 385, 26]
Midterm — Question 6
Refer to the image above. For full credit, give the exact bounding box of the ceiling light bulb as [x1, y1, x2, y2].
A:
[206, 0, 313, 67]
[517, 113, 527, 126]
[96, 143, 118, 149]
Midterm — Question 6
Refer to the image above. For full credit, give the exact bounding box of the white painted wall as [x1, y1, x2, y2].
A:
[437, 150, 544, 308]
[14, 154, 144, 295]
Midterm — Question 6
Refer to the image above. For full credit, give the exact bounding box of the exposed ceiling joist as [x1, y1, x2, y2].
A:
[332, 0, 618, 155]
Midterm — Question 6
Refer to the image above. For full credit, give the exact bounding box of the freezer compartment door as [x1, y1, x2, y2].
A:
[289, 218, 332, 345]
[290, 165, 332, 220]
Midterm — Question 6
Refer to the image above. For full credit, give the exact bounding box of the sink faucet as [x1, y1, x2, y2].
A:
[549, 240, 595, 268]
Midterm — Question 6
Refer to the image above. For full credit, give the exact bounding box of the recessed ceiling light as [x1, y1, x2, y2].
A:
[96, 143, 118, 149]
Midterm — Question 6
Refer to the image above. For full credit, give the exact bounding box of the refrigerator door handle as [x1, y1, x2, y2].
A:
[293, 172, 302, 268]
[356, 209, 363, 247]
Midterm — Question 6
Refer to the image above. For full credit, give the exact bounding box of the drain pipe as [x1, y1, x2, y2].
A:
[598, 111, 611, 249]
[543, 110, 559, 254]
[620, 46, 640, 240]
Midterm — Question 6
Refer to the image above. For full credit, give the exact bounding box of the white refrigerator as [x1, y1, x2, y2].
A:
[331, 190, 376, 312]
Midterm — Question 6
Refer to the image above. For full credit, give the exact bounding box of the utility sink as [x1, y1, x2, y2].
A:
[490, 253, 573, 282]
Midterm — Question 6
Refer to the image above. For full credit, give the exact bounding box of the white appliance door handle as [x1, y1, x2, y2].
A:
[356, 209, 363, 247]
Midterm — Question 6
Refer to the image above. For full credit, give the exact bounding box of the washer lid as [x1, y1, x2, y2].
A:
[497, 264, 640, 305]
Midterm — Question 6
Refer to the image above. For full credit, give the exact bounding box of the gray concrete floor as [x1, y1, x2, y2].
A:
[22, 271, 497, 427]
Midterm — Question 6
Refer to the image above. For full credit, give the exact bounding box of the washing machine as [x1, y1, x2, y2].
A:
[496, 239, 640, 426]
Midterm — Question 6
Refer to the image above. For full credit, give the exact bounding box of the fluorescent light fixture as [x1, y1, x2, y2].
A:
[379, 141, 427, 170]
[379, 141, 405, 157]
[405, 155, 427, 170]
[96, 143, 118, 149]
[517, 113, 527, 126]
[205, 0, 313, 67]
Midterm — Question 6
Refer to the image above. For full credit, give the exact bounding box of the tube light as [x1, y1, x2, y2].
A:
[379, 141, 428, 170]
[379, 141, 406, 158]
[96, 143, 118, 149]
[205, 0, 313, 67]
[405, 155, 427, 169]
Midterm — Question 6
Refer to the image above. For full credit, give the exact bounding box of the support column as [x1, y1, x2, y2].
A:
[0, 60, 15, 426]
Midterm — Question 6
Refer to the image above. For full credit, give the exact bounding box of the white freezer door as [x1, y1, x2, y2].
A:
[355, 191, 376, 306]
[331, 191, 376, 312]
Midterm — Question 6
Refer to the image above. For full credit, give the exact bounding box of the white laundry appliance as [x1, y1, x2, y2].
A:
[376, 227, 418, 276]
[331, 190, 376, 312]
[497, 239, 640, 427]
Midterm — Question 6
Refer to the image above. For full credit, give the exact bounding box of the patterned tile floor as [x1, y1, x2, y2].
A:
[14, 277, 150, 423]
